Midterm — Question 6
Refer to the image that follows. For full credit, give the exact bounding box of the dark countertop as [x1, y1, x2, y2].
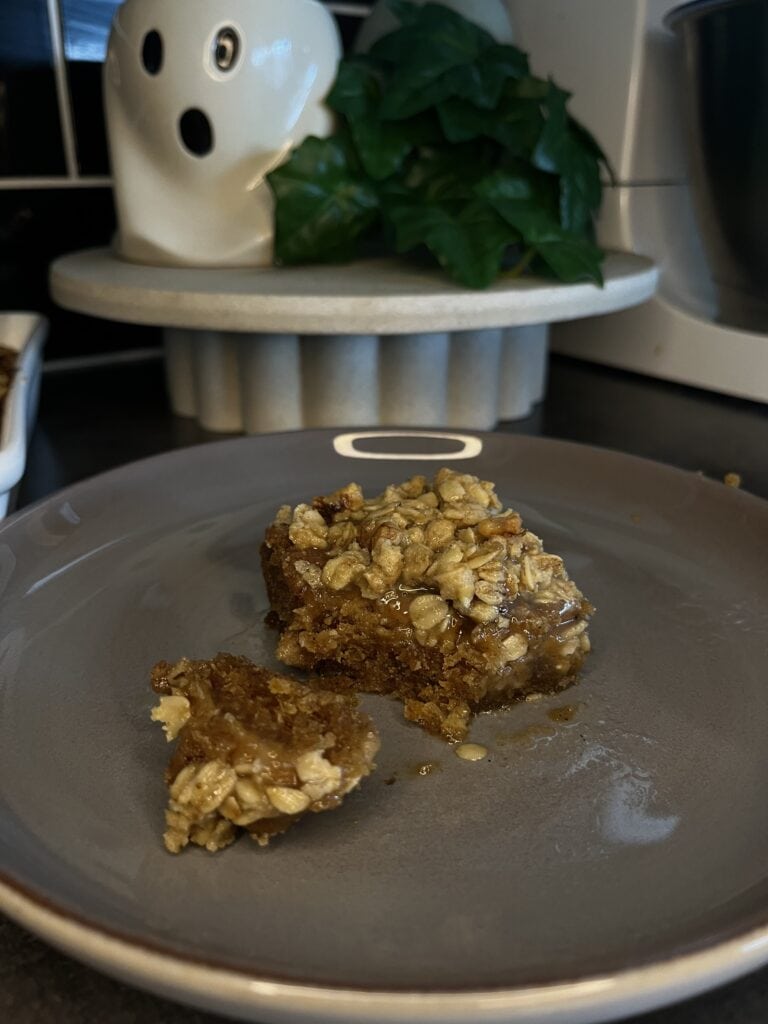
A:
[4, 352, 768, 1024]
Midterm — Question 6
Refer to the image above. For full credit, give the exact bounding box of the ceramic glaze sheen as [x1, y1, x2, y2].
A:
[104, 0, 340, 267]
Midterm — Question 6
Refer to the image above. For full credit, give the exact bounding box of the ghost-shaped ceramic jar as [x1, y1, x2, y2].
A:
[103, 0, 340, 267]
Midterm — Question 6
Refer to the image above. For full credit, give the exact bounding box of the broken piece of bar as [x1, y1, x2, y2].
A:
[150, 654, 380, 853]
[261, 469, 593, 741]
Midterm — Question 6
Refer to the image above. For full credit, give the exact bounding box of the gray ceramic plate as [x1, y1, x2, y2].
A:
[2, 429, 768, 1024]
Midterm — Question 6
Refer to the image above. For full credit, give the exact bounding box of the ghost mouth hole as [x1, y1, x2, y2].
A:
[141, 30, 163, 74]
[179, 108, 213, 157]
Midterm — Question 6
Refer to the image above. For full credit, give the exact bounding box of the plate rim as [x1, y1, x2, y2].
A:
[5, 427, 767, 537]
[3, 872, 768, 1024]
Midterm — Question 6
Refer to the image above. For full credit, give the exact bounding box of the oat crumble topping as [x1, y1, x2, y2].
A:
[262, 469, 593, 740]
[150, 654, 379, 853]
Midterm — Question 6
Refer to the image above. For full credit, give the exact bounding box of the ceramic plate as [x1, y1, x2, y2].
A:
[1, 429, 768, 1024]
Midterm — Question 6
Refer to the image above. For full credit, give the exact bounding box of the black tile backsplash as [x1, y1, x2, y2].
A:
[336, 12, 364, 50]
[0, 0, 370, 357]
[0, 186, 114, 306]
[0, 0, 66, 176]
[67, 60, 111, 174]
[0, 186, 159, 358]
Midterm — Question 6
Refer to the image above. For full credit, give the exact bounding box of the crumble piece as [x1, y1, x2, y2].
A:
[150, 653, 380, 853]
[261, 469, 593, 741]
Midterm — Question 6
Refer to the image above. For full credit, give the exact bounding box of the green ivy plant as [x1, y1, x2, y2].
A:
[267, 0, 611, 289]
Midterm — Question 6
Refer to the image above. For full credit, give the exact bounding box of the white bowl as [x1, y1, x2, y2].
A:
[0, 313, 47, 517]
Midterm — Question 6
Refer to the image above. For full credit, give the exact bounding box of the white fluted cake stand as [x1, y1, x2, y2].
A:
[50, 248, 657, 433]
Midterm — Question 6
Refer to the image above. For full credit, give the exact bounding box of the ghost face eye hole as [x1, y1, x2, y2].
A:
[141, 30, 163, 74]
[213, 26, 240, 72]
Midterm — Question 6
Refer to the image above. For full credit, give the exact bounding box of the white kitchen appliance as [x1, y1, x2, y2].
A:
[506, 0, 768, 403]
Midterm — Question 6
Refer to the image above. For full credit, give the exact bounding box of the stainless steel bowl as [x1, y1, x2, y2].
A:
[667, 0, 768, 331]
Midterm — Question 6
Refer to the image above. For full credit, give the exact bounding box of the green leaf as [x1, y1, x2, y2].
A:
[372, 7, 527, 117]
[569, 118, 613, 180]
[437, 97, 497, 143]
[266, 2, 608, 289]
[484, 43, 529, 81]
[406, 144, 501, 201]
[267, 136, 380, 264]
[329, 60, 410, 180]
[475, 173, 603, 285]
[532, 80, 571, 175]
[506, 76, 551, 100]
[475, 169, 536, 203]
[327, 57, 380, 120]
[551, 129, 604, 234]
[328, 59, 441, 180]
[438, 84, 545, 157]
[385, 198, 515, 288]
[558, 174, 594, 236]
[482, 197, 561, 242]
[528, 81, 608, 234]
[377, 59, 473, 120]
[535, 238, 604, 285]
[492, 202, 604, 285]
[371, 2, 496, 118]
[444, 44, 529, 110]
[375, 1, 496, 61]
[348, 119, 417, 181]
[475, 166, 559, 219]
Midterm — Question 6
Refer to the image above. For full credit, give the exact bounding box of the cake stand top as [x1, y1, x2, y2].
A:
[50, 247, 658, 335]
